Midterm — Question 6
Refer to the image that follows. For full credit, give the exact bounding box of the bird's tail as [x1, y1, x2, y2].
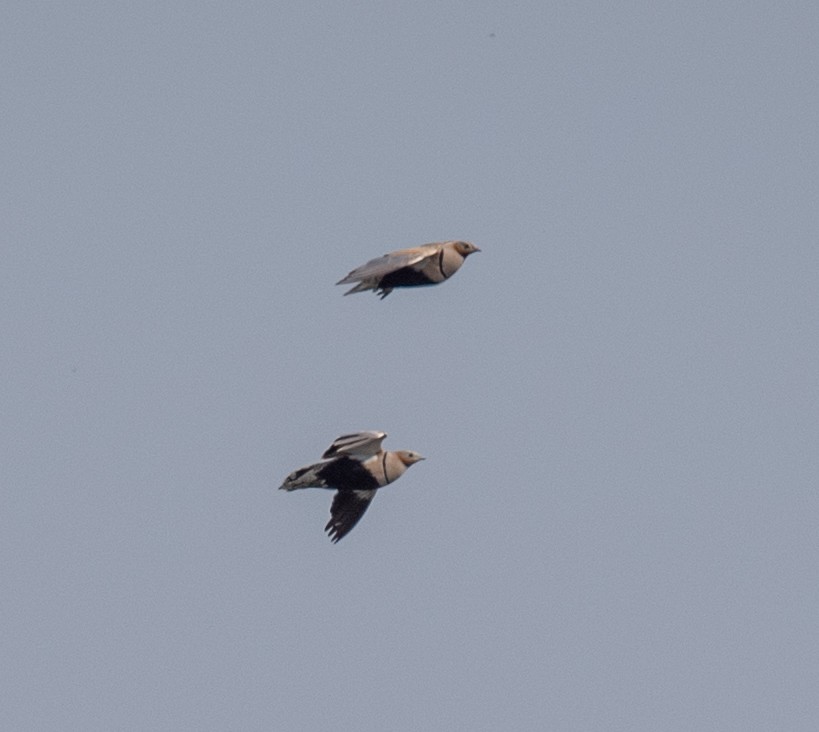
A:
[278, 462, 329, 491]
[340, 280, 374, 296]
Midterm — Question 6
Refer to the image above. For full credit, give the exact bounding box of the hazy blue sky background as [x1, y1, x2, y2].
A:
[3, 3, 818, 730]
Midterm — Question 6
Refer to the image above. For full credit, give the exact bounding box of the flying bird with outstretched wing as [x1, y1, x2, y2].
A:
[279, 431, 425, 542]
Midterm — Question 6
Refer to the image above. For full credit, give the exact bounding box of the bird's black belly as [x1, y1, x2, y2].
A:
[379, 267, 435, 289]
[318, 456, 380, 491]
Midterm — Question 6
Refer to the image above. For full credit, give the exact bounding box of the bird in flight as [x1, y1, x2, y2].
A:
[337, 240, 480, 298]
[279, 431, 425, 542]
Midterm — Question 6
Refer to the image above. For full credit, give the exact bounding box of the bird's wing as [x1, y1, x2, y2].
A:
[326, 489, 376, 543]
[322, 431, 387, 460]
[336, 244, 442, 284]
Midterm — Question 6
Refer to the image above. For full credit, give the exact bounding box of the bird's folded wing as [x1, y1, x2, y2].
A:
[336, 244, 441, 284]
[326, 489, 376, 543]
[322, 431, 387, 459]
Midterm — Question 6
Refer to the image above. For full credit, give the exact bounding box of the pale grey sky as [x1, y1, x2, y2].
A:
[3, 3, 818, 730]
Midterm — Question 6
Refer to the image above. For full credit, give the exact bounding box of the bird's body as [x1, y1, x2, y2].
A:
[337, 240, 480, 298]
[279, 431, 424, 542]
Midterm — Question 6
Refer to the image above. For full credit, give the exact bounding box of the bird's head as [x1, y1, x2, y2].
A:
[452, 241, 481, 257]
[396, 450, 426, 467]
